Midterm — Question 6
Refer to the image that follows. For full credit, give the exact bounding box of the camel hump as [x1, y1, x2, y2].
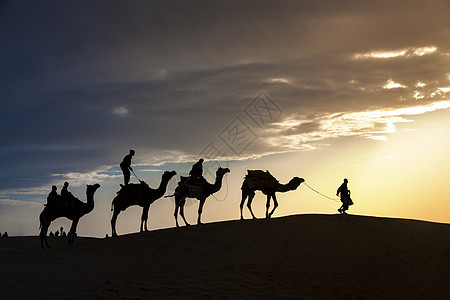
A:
[247, 170, 275, 179]
[245, 170, 277, 189]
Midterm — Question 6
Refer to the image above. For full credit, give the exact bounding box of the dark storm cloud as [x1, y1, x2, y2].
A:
[0, 0, 449, 195]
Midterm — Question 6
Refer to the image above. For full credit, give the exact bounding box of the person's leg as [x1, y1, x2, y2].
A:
[124, 169, 130, 185]
[121, 166, 130, 185]
[342, 199, 349, 214]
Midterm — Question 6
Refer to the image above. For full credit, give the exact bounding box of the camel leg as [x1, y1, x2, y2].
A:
[140, 205, 150, 232]
[174, 204, 180, 228]
[174, 195, 183, 227]
[40, 223, 50, 249]
[39, 211, 51, 249]
[68, 218, 79, 244]
[268, 193, 278, 218]
[247, 191, 257, 219]
[197, 198, 206, 225]
[265, 194, 272, 218]
[111, 209, 120, 237]
[240, 190, 248, 220]
[179, 198, 190, 226]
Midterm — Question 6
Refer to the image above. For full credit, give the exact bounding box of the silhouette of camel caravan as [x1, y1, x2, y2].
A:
[111, 170, 177, 237]
[39, 184, 100, 249]
[240, 170, 304, 219]
[169, 167, 230, 227]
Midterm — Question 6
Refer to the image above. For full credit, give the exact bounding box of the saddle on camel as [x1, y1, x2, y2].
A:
[117, 181, 150, 196]
[245, 170, 278, 189]
[177, 176, 207, 198]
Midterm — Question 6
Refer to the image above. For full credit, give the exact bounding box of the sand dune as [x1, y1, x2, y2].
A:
[1, 214, 450, 299]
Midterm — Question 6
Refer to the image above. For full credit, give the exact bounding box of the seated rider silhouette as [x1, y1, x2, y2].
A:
[190, 158, 204, 178]
[180, 158, 204, 190]
[190, 158, 204, 177]
[46, 185, 60, 207]
[120, 149, 135, 186]
[61, 182, 77, 209]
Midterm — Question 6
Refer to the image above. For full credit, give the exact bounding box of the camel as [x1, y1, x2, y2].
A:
[239, 170, 304, 219]
[173, 167, 230, 227]
[39, 183, 100, 249]
[110, 170, 177, 236]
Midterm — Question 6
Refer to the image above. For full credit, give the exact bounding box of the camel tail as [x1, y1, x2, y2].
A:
[111, 198, 115, 211]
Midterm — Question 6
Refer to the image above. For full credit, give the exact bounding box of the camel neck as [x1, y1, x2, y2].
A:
[276, 181, 296, 192]
[154, 176, 170, 197]
[85, 191, 95, 212]
[212, 173, 225, 193]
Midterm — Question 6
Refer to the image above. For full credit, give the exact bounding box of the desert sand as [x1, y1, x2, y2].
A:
[1, 214, 450, 299]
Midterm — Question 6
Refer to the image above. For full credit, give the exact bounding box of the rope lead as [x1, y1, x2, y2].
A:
[304, 182, 340, 202]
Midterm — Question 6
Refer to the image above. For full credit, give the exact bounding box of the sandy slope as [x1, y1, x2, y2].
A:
[1, 214, 450, 299]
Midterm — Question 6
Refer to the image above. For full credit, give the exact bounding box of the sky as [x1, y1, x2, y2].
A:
[0, 0, 449, 237]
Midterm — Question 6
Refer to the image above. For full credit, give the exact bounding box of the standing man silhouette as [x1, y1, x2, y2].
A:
[120, 149, 135, 186]
[337, 178, 352, 214]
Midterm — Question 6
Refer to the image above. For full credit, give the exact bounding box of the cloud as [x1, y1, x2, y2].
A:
[354, 46, 438, 59]
[113, 106, 129, 116]
[263, 100, 450, 149]
[267, 78, 291, 84]
[383, 79, 407, 89]
[0, 197, 42, 208]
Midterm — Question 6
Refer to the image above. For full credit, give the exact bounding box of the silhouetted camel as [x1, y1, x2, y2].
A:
[240, 170, 304, 219]
[173, 167, 230, 227]
[110, 170, 177, 236]
[39, 184, 100, 249]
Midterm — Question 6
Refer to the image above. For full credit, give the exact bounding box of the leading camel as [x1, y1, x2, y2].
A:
[240, 170, 304, 219]
[39, 183, 100, 249]
[110, 170, 176, 236]
[173, 167, 230, 227]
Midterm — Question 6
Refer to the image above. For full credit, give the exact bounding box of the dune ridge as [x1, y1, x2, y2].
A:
[1, 214, 450, 299]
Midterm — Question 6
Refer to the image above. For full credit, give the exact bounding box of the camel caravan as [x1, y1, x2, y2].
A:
[39, 149, 354, 248]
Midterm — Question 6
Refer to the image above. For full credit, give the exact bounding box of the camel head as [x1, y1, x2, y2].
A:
[87, 183, 101, 195]
[216, 167, 230, 177]
[162, 170, 177, 181]
[290, 177, 305, 189]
